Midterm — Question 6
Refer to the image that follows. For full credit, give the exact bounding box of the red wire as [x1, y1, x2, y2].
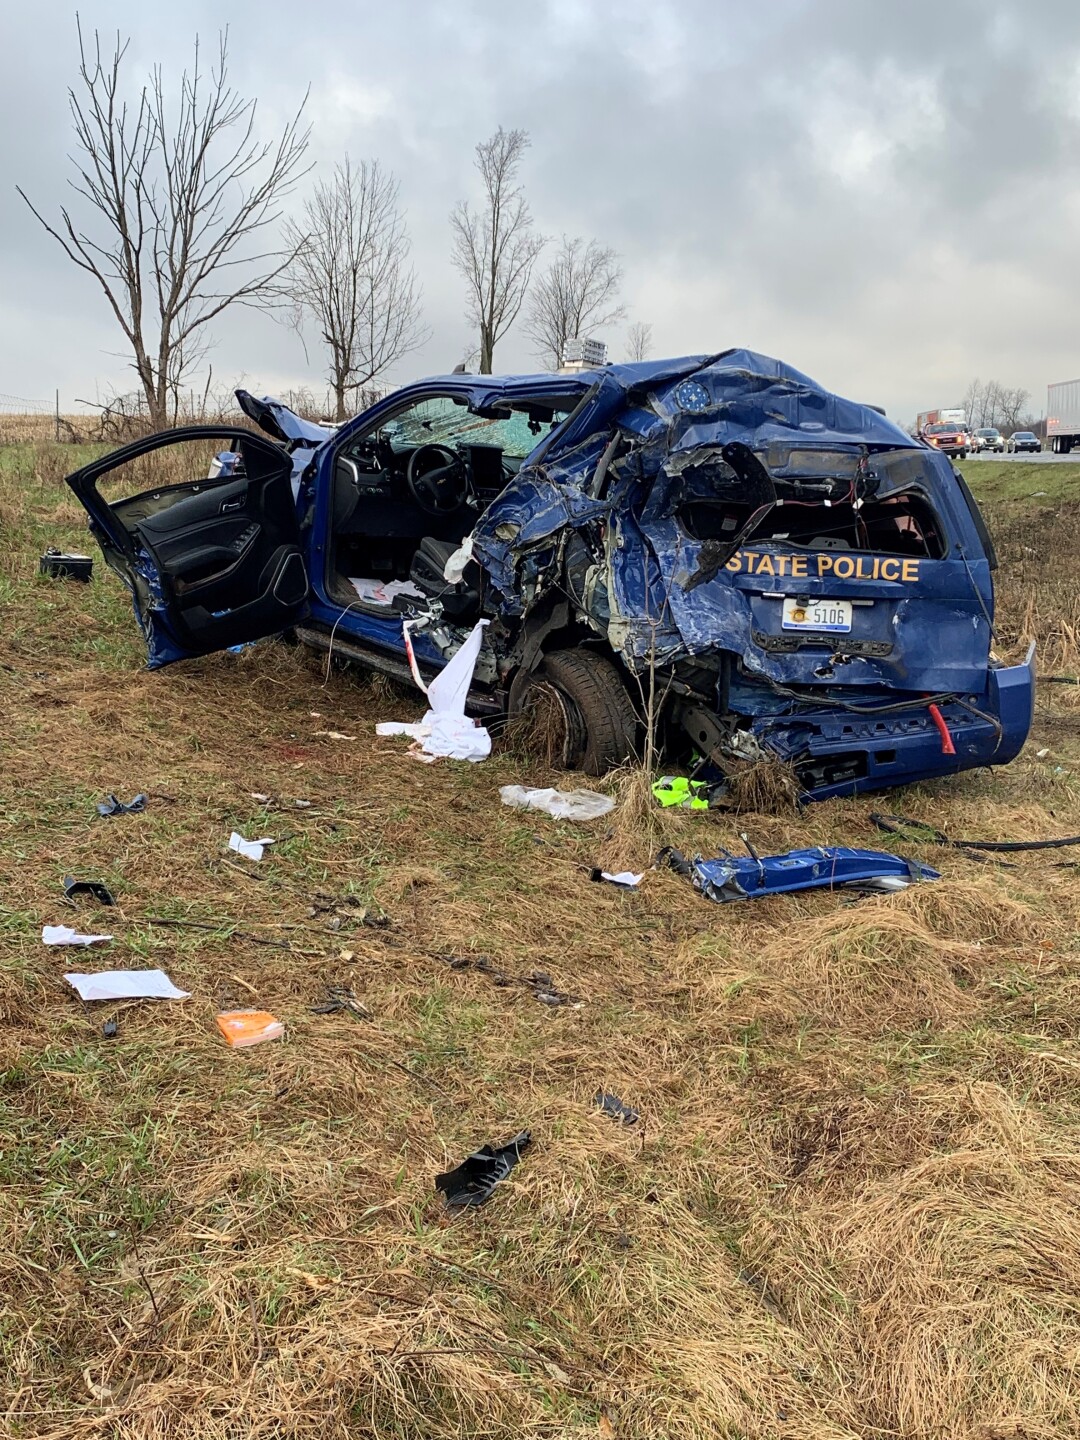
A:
[928, 702, 957, 756]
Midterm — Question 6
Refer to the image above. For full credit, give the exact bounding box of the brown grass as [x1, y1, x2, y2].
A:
[4, 450, 1080, 1438]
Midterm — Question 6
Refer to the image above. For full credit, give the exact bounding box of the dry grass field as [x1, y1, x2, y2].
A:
[3, 439, 1080, 1439]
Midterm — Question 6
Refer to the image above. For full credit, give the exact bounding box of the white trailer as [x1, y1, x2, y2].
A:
[1047, 378, 1080, 453]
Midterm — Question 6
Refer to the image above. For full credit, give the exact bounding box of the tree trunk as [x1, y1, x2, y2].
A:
[479, 329, 493, 374]
[333, 379, 348, 422]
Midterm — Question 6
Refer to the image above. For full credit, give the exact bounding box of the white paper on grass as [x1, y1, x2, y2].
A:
[378, 619, 492, 762]
[64, 969, 190, 1001]
[499, 785, 616, 821]
[42, 925, 113, 947]
[228, 832, 276, 861]
[601, 871, 643, 888]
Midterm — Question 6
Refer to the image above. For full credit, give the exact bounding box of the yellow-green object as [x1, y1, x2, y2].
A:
[652, 776, 710, 810]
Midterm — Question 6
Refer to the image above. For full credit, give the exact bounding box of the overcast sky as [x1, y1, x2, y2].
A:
[2, 0, 1078, 425]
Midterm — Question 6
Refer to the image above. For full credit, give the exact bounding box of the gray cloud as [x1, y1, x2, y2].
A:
[2, 0, 1079, 424]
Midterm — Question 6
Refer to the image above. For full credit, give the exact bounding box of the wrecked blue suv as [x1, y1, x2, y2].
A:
[67, 349, 1034, 799]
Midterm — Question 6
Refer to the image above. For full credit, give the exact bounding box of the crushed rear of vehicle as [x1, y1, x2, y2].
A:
[471, 350, 1033, 801]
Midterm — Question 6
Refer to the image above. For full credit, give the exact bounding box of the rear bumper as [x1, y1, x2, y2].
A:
[747, 644, 1035, 801]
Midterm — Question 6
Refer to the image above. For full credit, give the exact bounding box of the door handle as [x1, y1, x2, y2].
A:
[220, 498, 244, 513]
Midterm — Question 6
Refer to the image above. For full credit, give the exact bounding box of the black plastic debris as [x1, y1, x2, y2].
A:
[97, 793, 148, 818]
[535, 989, 574, 1007]
[307, 891, 389, 927]
[309, 984, 370, 1018]
[40, 547, 93, 582]
[63, 875, 116, 906]
[435, 1131, 532, 1209]
[655, 846, 693, 877]
[594, 1091, 640, 1125]
[102, 1020, 119, 1039]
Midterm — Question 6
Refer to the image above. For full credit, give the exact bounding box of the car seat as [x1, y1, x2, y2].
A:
[409, 537, 482, 622]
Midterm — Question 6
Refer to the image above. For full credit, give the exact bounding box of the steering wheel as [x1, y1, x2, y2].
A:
[406, 444, 469, 516]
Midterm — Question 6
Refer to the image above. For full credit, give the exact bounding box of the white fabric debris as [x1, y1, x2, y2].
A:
[442, 537, 474, 584]
[500, 786, 616, 821]
[600, 871, 643, 888]
[349, 577, 425, 606]
[378, 619, 492, 762]
[376, 721, 427, 740]
[64, 969, 190, 1001]
[43, 924, 113, 947]
[228, 832, 276, 861]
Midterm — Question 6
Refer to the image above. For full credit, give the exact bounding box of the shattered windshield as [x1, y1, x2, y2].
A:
[380, 394, 571, 460]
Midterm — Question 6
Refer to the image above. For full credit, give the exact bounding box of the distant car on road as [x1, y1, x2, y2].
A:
[1007, 431, 1041, 454]
[974, 427, 1004, 453]
[922, 421, 968, 458]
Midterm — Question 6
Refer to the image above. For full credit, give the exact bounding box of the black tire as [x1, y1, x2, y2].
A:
[531, 649, 639, 776]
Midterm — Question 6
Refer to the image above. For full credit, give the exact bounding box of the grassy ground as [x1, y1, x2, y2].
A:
[3, 447, 1080, 1439]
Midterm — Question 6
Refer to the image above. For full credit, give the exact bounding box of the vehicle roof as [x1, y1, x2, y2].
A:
[415, 349, 918, 451]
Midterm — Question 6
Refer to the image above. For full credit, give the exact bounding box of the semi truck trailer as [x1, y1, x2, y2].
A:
[1047, 379, 1080, 454]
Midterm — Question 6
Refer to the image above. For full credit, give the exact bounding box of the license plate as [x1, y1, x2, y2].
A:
[782, 597, 852, 633]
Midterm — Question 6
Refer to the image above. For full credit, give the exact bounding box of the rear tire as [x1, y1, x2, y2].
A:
[524, 649, 639, 776]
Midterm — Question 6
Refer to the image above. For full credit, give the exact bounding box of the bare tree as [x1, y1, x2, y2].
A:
[523, 235, 624, 369]
[19, 23, 310, 429]
[626, 321, 653, 362]
[998, 384, 1030, 432]
[283, 158, 427, 421]
[958, 377, 1031, 431]
[960, 377, 988, 427]
[450, 127, 544, 373]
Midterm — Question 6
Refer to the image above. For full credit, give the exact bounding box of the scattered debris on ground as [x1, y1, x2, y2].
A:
[63, 968, 189, 1001]
[216, 1009, 285, 1047]
[42, 923, 112, 947]
[62, 875, 115, 906]
[594, 1091, 640, 1125]
[499, 785, 615, 820]
[435, 1131, 532, 1208]
[96, 791, 147, 817]
[228, 830, 276, 861]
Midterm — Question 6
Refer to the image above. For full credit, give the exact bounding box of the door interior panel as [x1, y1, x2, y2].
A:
[67, 425, 309, 658]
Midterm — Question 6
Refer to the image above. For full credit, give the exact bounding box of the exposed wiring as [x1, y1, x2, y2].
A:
[872, 811, 1080, 854]
[952, 696, 1003, 750]
[751, 672, 960, 716]
[322, 600, 365, 685]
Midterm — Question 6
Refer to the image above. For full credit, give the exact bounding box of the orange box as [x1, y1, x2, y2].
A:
[216, 1010, 284, 1048]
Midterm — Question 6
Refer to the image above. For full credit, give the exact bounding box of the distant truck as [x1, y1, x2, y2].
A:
[917, 408, 969, 459]
[1047, 379, 1080, 453]
[917, 408, 966, 430]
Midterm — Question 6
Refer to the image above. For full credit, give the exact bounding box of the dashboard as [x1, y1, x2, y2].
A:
[333, 436, 518, 537]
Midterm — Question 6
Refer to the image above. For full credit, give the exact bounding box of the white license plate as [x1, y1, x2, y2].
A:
[781, 597, 852, 633]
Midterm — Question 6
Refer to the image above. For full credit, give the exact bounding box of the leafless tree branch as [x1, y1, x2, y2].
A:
[958, 376, 1031, 431]
[282, 157, 428, 421]
[625, 321, 653, 363]
[524, 235, 624, 370]
[449, 127, 544, 374]
[19, 21, 310, 428]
